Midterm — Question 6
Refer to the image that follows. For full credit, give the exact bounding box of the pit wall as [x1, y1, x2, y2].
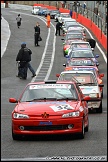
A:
[34, 3, 107, 51]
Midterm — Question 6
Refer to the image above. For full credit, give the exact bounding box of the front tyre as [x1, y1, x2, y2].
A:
[12, 129, 22, 140]
[78, 120, 85, 139]
[84, 119, 89, 132]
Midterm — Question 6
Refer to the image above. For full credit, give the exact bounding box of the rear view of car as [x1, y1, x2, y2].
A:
[31, 6, 41, 15]
[38, 7, 47, 16]
[56, 71, 104, 113]
[50, 10, 60, 19]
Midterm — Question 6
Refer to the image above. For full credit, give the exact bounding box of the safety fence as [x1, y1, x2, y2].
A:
[69, 4, 107, 37]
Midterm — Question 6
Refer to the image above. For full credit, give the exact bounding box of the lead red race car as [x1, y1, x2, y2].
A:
[9, 80, 91, 140]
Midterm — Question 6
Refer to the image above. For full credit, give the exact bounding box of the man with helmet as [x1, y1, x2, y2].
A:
[16, 42, 36, 79]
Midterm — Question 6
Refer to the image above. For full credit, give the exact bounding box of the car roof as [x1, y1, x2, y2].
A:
[61, 70, 94, 74]
[70, 58, 94, 61]
[27, 80, 76, 86]
[66, 33, 83, 36]
[71, 41, 90, 44]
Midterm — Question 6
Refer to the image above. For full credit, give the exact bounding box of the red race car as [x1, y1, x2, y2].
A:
[63, 60, 104, 98]
[9, 80, 91, 140]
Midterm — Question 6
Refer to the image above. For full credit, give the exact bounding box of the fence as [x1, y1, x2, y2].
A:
[67, 2, 107, 36]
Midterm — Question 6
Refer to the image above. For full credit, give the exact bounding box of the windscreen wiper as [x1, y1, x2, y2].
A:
[25, 98, 57, 102]
[56, 97, 78, 101]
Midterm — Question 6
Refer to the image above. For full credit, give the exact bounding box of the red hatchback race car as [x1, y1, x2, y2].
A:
[63, 61, 104, 98]
[9, 80, 91, 140]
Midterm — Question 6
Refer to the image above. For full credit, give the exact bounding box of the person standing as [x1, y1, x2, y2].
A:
[34, 22, 40, 46]
[46, 13, 51, 28]
[16, 14, 22, 28]
[55, 21, 63, 36]
[83, 1, 86, 10]
[69, 9, 73, 18]
[16, 42, 36, 78]
[16, 42, 31, 79]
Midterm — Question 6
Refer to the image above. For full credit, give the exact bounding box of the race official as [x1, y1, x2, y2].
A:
[34, 22, 40, 46]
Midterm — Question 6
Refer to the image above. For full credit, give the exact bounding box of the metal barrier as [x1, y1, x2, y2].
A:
[68, 3, 107, 36]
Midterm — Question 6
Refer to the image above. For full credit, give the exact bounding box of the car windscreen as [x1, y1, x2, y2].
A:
[67, 30, 82, 34]
[71, 43, 91, 48]
[20, 84, 78, 102]
[68, 25, 83, 30]
[59, 73, 97, 85]
[66, 34, 83, 40]
[70, 50, 94, 58]
[61, 14, 71, 18]
[66, 22, 79, 27]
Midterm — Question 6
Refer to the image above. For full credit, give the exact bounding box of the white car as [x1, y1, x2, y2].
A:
[56, 70, 104, 113]
[58, 13, 71, 23]
[31, 6, 41, 15]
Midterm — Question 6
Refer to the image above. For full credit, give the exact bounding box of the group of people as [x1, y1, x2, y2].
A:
[15, 12, 59, 80]
[15, 11, 96, 80]
[16, 14, 42, 79]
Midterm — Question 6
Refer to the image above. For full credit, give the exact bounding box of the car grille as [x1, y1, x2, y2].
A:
[23, 125, 69, 131]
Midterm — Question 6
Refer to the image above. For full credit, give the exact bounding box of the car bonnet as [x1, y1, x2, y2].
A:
[16, 100, 79, 115]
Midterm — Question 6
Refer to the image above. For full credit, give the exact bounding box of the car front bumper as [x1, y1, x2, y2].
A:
[12, 117, 84, 135]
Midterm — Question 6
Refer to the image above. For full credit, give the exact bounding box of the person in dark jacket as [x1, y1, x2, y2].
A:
[34, 22, 40, 46]
[55, 21, 63, 36]
[16, 42, 36, 79]
[84, 38, 96, 49]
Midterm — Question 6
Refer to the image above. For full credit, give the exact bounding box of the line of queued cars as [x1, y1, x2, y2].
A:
[56, 12, 104, 114]
[31, 5, 60, 18]
[9, 10, 104, 140]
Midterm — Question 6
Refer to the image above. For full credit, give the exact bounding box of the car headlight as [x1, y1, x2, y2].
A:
[13, 113, 29, 119]
[89, 93, 99, 98]
[62, 111, 80, 118]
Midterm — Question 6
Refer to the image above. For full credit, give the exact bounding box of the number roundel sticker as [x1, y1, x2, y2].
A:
[50, 104, 74, 112]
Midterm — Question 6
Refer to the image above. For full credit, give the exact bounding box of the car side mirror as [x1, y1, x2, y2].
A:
[95, 54, 99, 58]
[65, 55, 69, 58]
[100, 73, 104, 77]
[82, 96, 91, 101]
[98, 84, 104, 87]
[56, 74, 60, 77]
[9, 98, 18, 103]
[63, 64, 66, 67]
[96, 62, 99, 66]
